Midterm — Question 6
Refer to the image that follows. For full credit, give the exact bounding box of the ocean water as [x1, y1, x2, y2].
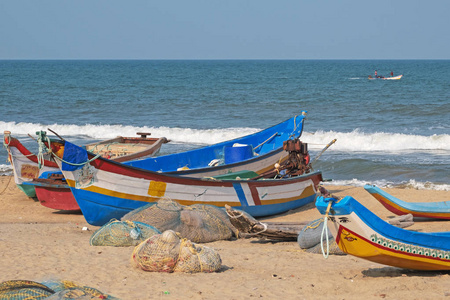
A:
[1, 60, 449, 190]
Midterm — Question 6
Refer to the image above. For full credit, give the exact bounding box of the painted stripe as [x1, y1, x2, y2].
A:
[233, 183, 248, 207]
[240, 182, 255, 206]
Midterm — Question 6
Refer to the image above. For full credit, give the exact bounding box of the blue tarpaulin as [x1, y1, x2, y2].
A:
[62, 141, 88, 171]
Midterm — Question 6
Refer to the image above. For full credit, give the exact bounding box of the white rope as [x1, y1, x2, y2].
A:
[320, 201, 333, 259]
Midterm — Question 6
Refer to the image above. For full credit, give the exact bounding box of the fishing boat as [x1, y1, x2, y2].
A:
[365, 184, 450, 220]
[3, 131, 168, 200]
[368, 75, 403, 80]
[32, 111, 311, 210]
[316, 190, 450, 271]
[122, 112, 309, 177]
[44, 132, 323, 226]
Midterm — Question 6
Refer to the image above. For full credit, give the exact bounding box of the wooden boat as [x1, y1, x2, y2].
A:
[368, 75, 403, 80]
[365, 184, 450, 220]
[32, 112, 311, 211]
[31, 171, 81, 212]
[3, 131, 168, 201]
[316, 191, 450, 271]
[46, 134, 323, 226]
[122, 112, 309, 177]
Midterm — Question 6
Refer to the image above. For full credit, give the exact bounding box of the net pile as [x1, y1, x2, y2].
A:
[297, 219, 344, 255]
[131, 230, 222, 273]
[90, 219, 161, 247]
[0, 280, 53, 300]
[122, 198, 238, 243]
[0, 280, 118, 300]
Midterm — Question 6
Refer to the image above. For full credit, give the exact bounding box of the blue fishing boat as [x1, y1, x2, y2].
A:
[316, 191, 450, 270]
[122, 111, 309, 177]
[365, 184, 450, 220]
[45, 132, 322, 226]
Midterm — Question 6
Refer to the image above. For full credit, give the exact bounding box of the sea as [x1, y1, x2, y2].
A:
[1, 60, 449, 190]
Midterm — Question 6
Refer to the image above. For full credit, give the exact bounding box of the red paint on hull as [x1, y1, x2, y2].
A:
[35, 186, 81, 212]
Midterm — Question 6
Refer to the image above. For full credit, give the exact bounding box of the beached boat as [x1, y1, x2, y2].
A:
[122, 112, 309, 177]
[45, 134, 323, 226]
[368, 75, 403, 80]
[316, 191, 450, 271]
[33, 111, 311, 212]
[3, 131, 168, 200]
[365, 184, 450, 220]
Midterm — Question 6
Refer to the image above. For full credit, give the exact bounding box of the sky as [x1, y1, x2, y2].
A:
[0, 0, 449, 60]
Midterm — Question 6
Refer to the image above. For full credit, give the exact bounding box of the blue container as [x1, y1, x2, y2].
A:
[224, 144, 254, 164]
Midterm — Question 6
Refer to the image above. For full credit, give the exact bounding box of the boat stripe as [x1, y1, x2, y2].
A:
[233, 183, 248, 207]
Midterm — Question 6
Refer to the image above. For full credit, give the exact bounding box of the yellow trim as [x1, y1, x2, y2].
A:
[337, 228, 450, 271]
[66, 179, 315, 207]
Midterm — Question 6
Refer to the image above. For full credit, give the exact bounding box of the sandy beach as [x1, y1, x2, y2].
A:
[1, 175, 449, 300]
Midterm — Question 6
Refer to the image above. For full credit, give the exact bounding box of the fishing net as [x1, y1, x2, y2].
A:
[131, 230, 222, 273]
[122, 197, 239, 243]
[0, 280, 54, 300]
[0, 280, 118, 300]
[89, 219, 161, 247]
[43, 280, 119, 299]
[297, 218, 344, 255]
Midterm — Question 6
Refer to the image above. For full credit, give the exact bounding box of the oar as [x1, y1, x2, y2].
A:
[47, 128, 65, 142]
[310, 139, 337, 166]
[254, 132, 279, 150]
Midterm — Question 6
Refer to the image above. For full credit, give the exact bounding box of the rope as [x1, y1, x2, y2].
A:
[225, 210, 244, 219]
[36, 133, 52, 169]
[320, 200, 333, 259]
[248, 222, 268, 235]
[35, 131, 122, 169]
[225, 209, 267, 236]
[289, 112, 307, 139]
[0, 175, 12, 195]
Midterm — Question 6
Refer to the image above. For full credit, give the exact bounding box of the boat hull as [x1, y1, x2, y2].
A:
[32, 182, 80, 212]
[55, 144, 323, 226]
[316, 195, 450, 271]
[365, 184, 450, 220]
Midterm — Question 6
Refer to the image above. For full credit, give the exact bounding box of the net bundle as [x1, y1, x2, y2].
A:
[131, 230, 222, 273]
[89, 219, 161, 247]
[0, 280, 118, 300]
[0, 280, 54, 300]
[122, 197, 238, 243]
[297, 218, 344, 255]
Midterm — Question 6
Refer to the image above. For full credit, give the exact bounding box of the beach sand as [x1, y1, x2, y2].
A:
[1, 175, 449, 299]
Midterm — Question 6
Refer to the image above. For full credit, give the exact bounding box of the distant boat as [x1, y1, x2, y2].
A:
[368, 75, 403, 80]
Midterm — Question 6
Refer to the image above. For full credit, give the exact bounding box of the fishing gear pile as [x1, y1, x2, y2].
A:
[90, 219, 161, 247]
[131, 230, 222, 273]
[121, 197, 239, 243]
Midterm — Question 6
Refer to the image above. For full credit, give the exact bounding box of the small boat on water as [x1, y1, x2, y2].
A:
[3, 131, 168, 200]
[45, 132, 323, 226]
[368, 75, 403, 80]
[316, 190, 450, 271]
[365, 184, 450, 220]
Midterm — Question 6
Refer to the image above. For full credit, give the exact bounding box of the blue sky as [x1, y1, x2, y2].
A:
[1, 1, 449, 59]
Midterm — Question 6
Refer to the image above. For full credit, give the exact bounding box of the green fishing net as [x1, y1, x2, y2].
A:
[131, 230, 222, 273]
[0, 280, 54, 300]
[122, 197, 238, 243]
[89, 219, 161, 247]
[0, 280, 119, 299]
